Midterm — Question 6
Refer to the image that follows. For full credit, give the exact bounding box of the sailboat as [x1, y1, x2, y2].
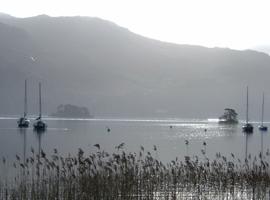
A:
[33, 82, 47, 131]
[242, 87, 253, 133]
[17, 80, 30, 128]
[259, 93, 267, 131]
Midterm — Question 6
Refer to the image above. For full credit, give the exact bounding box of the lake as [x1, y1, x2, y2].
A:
[0, 117, 269, 165]
[1, 117, 270, 199]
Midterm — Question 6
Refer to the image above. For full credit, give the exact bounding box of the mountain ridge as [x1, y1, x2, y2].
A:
[0, 14, 270, 119]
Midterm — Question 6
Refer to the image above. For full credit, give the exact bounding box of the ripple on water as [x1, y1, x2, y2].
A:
[164, 122, 237, 140]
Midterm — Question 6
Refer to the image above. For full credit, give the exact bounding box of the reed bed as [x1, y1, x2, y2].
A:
[1, 144, 270, 199]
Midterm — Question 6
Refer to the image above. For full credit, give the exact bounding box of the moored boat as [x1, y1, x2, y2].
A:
[17, 80, 30, 128]
[259, 93, 267, 131]
[242, 87, 253, 133]
[33, 82, 47, 131]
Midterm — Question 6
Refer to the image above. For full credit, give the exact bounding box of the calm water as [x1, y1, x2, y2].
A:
[0, 117, 269, 163]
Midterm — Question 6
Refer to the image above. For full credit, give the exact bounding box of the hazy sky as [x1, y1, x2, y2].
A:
[2, 0, 270, 50]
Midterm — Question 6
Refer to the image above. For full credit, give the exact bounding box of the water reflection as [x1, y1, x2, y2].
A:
[17, 127, 46, 165]
[34, 129, 46, 158]
[222, 124, 238, 134]
[18, 128, 27, 165]
[244, 133, 252, 160]
[260, 130, 268, 159]
[261, 131, 264, 156]
[34, 129, 46, 178]
[219, 124, 238, 139]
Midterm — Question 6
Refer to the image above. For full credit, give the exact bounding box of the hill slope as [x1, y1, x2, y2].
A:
[0, 15, 270, 119]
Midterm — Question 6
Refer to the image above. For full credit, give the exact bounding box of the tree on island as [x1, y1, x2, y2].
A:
[219, 108, 238, 124]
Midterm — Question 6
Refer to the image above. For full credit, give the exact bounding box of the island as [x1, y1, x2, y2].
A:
[218, 108, 238, 124]
[51, 104, 93, 118]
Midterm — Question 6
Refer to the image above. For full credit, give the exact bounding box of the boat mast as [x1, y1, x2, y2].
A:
[246, 86, 249, 124]
[24, 79, 27, 118]
[261, 93, 265, 126]
[39, 82, 42, 119]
